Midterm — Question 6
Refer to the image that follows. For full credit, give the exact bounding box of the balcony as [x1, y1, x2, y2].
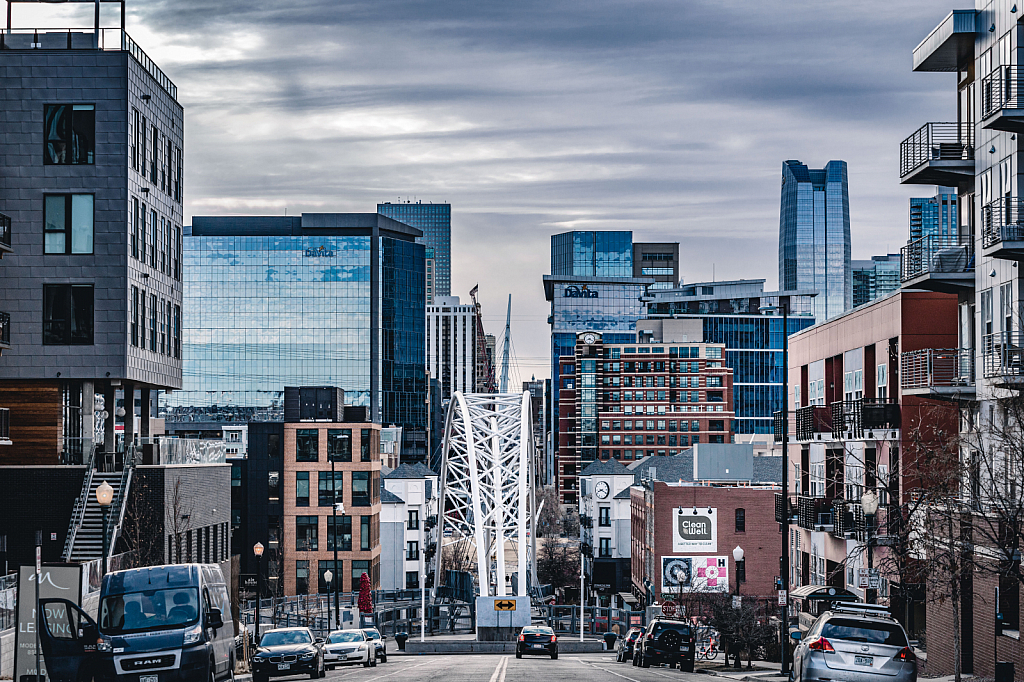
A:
[831, 398, 900, 441]
[900, 235, 974, 293]
[795, 406, 832, 442]
[899, 123, 974, 186]
[980, 67, 1024, 133]
[775, 493, 796, 524]
[901, 348, 975, 400]
[912, 10, 976, 73]
[981, 198, 1024, 260]
[983, 332, 1024, 388]
[797, 496, 834, 532]
[0, 311, 9, 355]
[0, 408, 9, 445]
[0, 213, 10, 258]
[831, 499, 865, 541]
[773, 410, 784, 443]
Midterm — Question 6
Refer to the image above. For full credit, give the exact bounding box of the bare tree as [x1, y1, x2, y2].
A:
[119, 474, 164, 568]
[166, 477, 195, 563]
[534, 486, 561, 538]
[537, 538, 580, 594]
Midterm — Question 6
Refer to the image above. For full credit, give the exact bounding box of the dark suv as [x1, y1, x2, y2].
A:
[635, 619, 696, 672]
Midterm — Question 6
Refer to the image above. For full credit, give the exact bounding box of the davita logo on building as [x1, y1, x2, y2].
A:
[304, 245, 335, 257]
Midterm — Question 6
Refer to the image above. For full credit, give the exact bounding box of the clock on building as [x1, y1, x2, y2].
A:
[583, 333, 597, 345]
[596, 481, 610, 499]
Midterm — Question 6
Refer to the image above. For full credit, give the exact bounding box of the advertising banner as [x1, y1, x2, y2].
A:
[661, 556, 729, 593]
[15, 564, 83, 682]
[673, 507, 718, 553]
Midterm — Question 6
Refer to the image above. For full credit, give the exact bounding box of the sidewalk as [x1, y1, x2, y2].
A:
[696, 659, 787, 681]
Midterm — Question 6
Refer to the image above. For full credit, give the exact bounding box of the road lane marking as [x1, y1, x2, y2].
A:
[579, 657, 680, 681]
[488, 655, 508, 682]
[359, 658, 435, 682]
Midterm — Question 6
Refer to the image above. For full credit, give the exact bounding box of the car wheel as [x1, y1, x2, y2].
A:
[633, 652, 640, 667]
[682, 659, 694, 673]
[380, 650, 387, 663]
[551, 651, 558, 660]
[641, 654, 651, 668]
[516, 649, 522, 659]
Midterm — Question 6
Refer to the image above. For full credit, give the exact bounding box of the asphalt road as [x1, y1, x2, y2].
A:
[267, 653, 709, 682]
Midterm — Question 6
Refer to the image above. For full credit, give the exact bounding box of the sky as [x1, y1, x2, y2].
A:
[24, 0, 958, 384]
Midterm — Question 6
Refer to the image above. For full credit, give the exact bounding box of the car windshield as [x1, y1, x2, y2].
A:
[262, 630, 312, 646]
[328, 632, 364, 644]
[100, 588, 199, 634]
[821, 619, 908, 647]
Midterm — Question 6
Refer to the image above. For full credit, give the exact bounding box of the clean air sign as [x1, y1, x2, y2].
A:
[673, 507, 718, 553]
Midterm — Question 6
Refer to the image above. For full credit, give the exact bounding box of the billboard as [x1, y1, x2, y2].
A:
[673, 507, 718, 553]
[661, 556, 729, 593]
[15, 564, 83, 682]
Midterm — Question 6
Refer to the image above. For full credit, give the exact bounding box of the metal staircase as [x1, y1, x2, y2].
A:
[63, 448, 136, 563]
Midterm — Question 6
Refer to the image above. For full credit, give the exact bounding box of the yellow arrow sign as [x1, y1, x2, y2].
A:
[494, 600, 517, 611]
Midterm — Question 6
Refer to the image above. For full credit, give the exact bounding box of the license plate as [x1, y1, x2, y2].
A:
[141, 676, 158, 682]
[855, 656, 873, 666]
[680, 646, 689, 651]
[277, 663, 291, 670]
[532, 644, 544, 648]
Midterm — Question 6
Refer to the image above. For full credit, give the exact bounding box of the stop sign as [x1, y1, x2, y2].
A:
[662, 601, 676, 617]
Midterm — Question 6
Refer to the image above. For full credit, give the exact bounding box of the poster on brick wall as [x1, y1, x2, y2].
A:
[673, 507, 717, 553]
[661, 556, 729, 593]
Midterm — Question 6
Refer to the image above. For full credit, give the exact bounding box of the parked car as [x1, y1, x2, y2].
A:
[616, 627, 643, 662]
[516, 625, 558, 659]
[634, 618, 696, 672]
[37, 563, 236, 682]
[360, 627, 388, 663]
[792, 603, 917, 682]
[323, 630, 375, 669]
[252, 627, 325, 681]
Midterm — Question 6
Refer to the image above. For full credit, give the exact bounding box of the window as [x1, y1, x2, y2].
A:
[361, 516, 372, 551]
[328, 429, 351, 462]
[408, 509, 419, 530]
[599, 538, 611, 557]
[268, 471, 280, 501]
[174, 305, 181, 358]
[296, 471, 309, 507]
[139, 202, 147, 263]
[598, 507, 610, 527]
[159, 217, 167, 273]
[174, 146, 182, 202]
[173, 225, 181, 279]
[42, 284, 93, 345]
[132, 198, 140, 259]
[267, 433, 281, 458]
[352, 471, 370, 506]
[295, 429, 319, 462]
[296, 561, 309, 595]
[149, 293, 157, 351]
[709, 420, 725, 431]
[150, 125, 159, 183]
[361, 428, 372, 462]
[318, 560, 341, 594]
[131, 108, 140, 170]
[131, 287, 139, 347]
[159, 299, 167, 354]
[44, 104, 94, 164]
[406, 572, 419, 589]
[735, 508, 746, 532]
[407, 541, 419, 560]
[149, 210, 157, 268]
[319, 471, 342, 507]
[328, 516, 352, 551]
[296, 516, 318, 551]
[44, 194, 93, 254]
[352, 560, 369, 587]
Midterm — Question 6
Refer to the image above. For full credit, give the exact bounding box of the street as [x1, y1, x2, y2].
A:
[271, 653, 712, 682]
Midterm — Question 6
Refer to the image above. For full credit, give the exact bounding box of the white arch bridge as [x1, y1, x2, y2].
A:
[433, 391, 537, 598]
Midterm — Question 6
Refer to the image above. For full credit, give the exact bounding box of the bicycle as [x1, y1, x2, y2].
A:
[697, 637, 719, 660]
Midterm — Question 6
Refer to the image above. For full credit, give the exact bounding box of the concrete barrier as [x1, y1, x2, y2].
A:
[403, 639, 606, 655]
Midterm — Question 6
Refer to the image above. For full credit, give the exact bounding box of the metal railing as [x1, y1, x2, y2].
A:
[773, 410, 784, 443]
[901, 235, 973, 281]
[831, 398, 900, 440]
[901, 348, 975, 389]
[983, 331, 1024, 379]
[0, 212, 10, 251]
[0, 28, 176, 100]
[106, 450, 137, 560]
[980, 66, 1024, 119]
[982, 198, 1024, 248]
[775, 493, 796, 524]
[798, 495, 834, 531]
[62, 444, 97, 561]
[0, 311, 9, 347]
[899, 122, 974, 178]
[795, 405, 832, 441]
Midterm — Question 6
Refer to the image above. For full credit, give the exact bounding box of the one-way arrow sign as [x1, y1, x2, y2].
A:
[494, 599, 517, 611]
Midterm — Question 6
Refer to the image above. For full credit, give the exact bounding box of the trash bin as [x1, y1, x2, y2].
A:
[395, 632, 409, 651]
[996, 662, 1014, 682]
[604, 632, 618, 651]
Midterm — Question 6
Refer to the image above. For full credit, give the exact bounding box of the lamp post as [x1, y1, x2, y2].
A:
[324, 570, 334, 630]
[860, 490, 879, 604]
[333, 500, 344, 630]
[733, 545, 745, 596]
[96, 480, 114, 575]
[253, 542, 265, 642]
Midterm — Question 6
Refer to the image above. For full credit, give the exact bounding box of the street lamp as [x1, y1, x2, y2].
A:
[324, 570, 334, 630]
[96, 481, 114, 575]
[253, 542, 265, 642]
[330, 434, 348, 631]
[861, 490, 879, 604]
[733, 545, 745, 595]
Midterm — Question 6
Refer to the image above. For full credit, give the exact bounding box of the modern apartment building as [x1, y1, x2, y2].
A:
[425, 246, 435, 304]
[852, 254, 902, 308]
[779, 160, 852, 321]
[556, 320, 735, 504]
[910, 187, 958, 241]
[781, 290, 958, 644]
[426, 296, 477, 403]
[168, 213, 428, 463]
[0, 8, 183, 464]
[378, 202, 451, 298]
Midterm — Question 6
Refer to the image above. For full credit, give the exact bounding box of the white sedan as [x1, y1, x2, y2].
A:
[323, 630, 376, 669]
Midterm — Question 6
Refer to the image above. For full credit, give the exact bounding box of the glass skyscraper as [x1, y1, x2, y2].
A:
[167, 213, 428, 461]
[377, 202, 451, 297]
[909, 187, 957, 241]
[778, 160, 852, 321]
[852, 254, 902, 308]
[550, 231, 633, 277]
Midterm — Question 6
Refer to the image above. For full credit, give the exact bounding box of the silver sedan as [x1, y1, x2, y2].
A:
[793, 611, 916, 682]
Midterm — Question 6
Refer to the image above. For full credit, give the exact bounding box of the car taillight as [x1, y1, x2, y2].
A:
[550, 635, 557, 642]
[807, 637, 835, 653]
[894, 647, 916, 662]
[518, 634, 525, 642]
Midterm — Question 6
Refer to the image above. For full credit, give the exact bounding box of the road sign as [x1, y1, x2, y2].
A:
[240, 574, 258, 594]
[661, 601, 676, 617]
[494, 599, 517, 611]
[732, 595, 742, 609]
[778, 590, 787, 606]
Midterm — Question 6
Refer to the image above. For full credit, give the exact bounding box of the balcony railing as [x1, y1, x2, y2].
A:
[901, 348, 974, 390]
[798, 496, 834, 531]
[775, 493, 796, 524]
[981, 66, 1024, 120]
[795, 405, 832, 441]
[982, 198, 1024, 248]
[899, 122, 974, 178]
[773, 410, 784, 443]
[0, 311, 9, 348]
[983, 331, 1024, 379]
[0, 213, 10, 253]
[901, 235, 973, 282]
[831, 398, 900, 440]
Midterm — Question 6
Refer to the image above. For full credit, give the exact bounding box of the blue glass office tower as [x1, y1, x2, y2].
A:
[779, 160, 852, 321]
[167, 213, 428, 461]
[551, 231, 633, 277]
[852, 254, 902, 308]
[378, 202, 451, 297]
[909, 187, 957, 241]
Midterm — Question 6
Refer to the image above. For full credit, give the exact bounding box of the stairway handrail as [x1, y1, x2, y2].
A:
[62, 443, 97, 561]
[106, 446, 137, 559]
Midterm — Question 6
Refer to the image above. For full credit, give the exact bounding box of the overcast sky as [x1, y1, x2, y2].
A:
[28, 0, 959, 383]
